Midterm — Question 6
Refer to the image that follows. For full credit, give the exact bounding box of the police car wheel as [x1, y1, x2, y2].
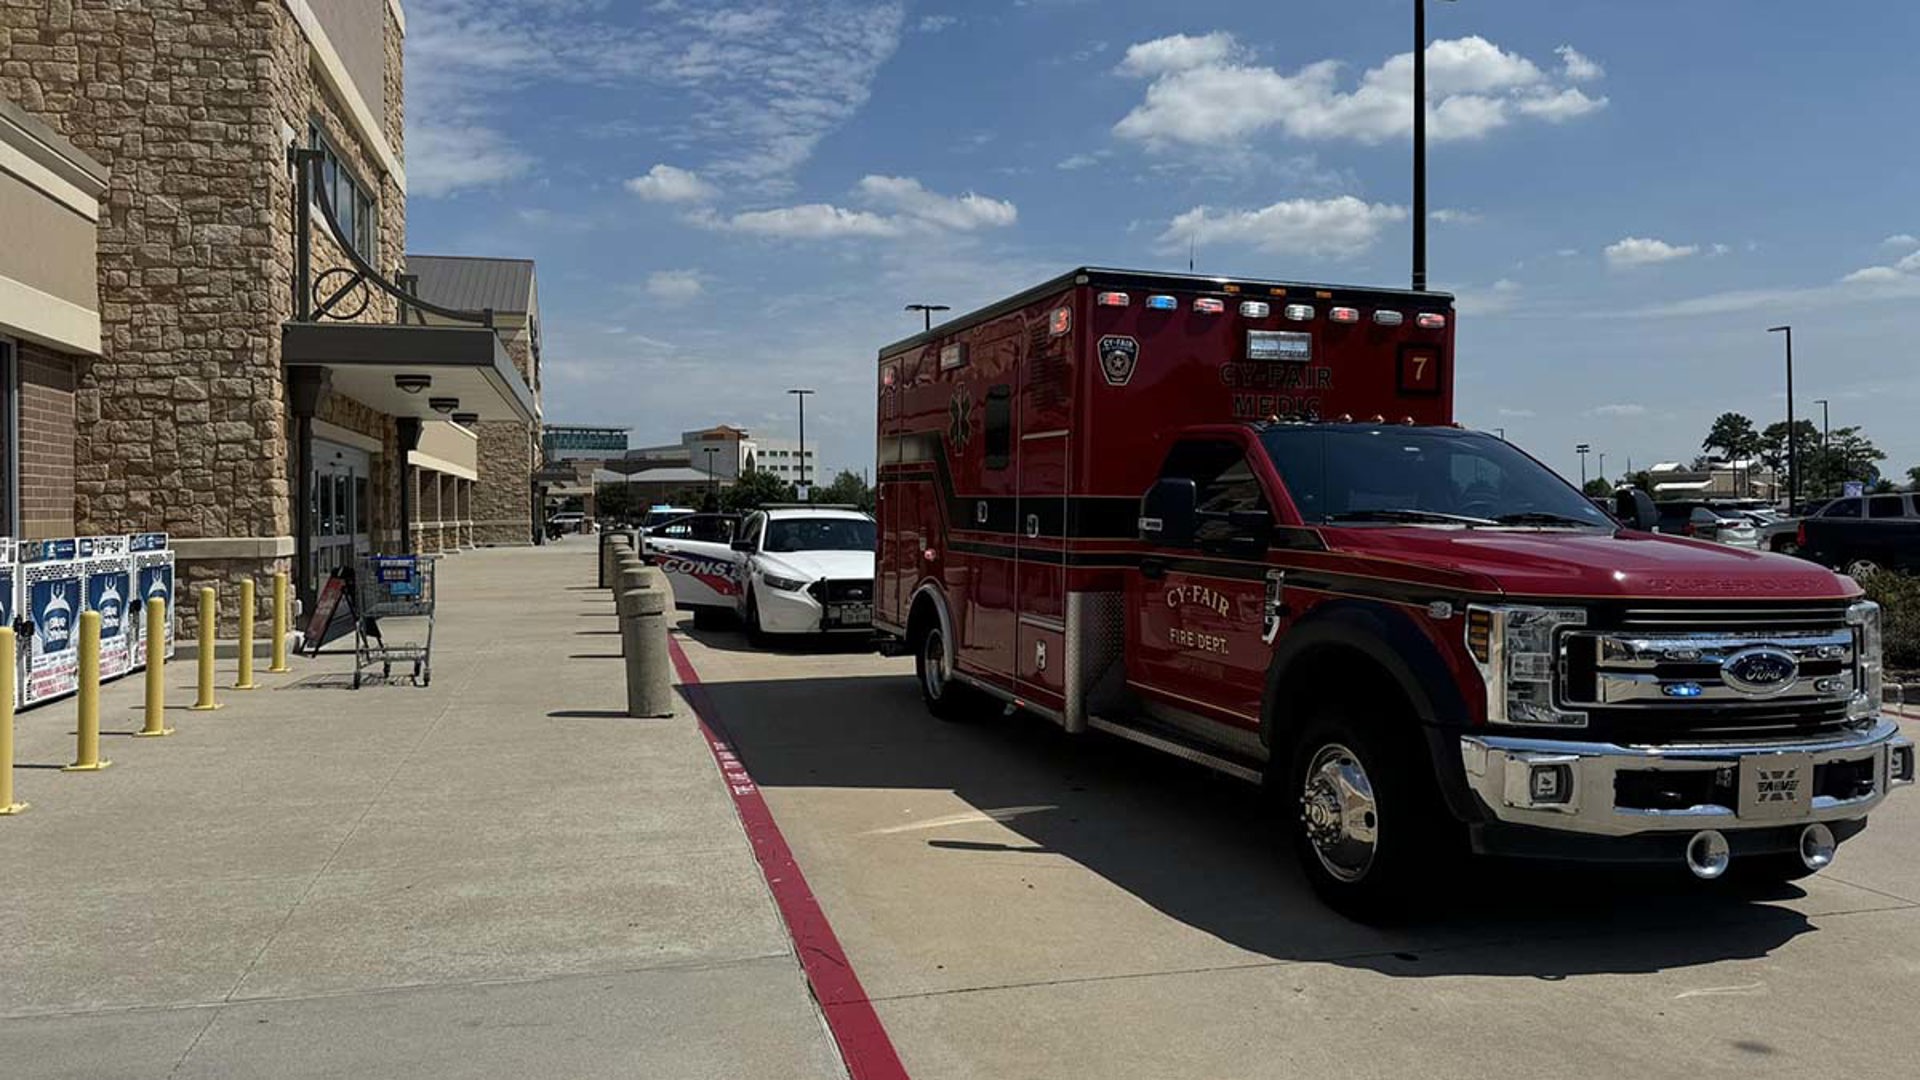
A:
[744, 590, 770, 647]
[1286, 709, 1447, 922]
[691, 607, 727, 631]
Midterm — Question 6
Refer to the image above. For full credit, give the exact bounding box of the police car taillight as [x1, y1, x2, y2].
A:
[1329, 307, 1359, 324]
[1096, 292, 1130, 307]
[1193, 298, 1225, 314]
[1373, 310, 1404, 326]
[1416, 312, 1448, 329]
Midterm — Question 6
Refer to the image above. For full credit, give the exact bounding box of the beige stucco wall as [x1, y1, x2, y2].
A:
[0, 170, 95, 310]
[412, 420, 478, 479]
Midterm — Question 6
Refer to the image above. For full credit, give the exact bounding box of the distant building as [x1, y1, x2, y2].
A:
[543, 424, 631, 463]
[751, 438, 818, 486]
[1649, 459, 1779, 500]
[625, 425, 816, 485]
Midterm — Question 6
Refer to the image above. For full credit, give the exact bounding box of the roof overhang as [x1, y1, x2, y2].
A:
[281, 321, 536, 423]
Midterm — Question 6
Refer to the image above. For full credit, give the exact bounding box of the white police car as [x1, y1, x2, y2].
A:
[652, 505, 875, 640]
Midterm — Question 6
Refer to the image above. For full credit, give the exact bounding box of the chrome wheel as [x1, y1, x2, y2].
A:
[1846, 559, 1882, 580]
[1300, 743, 1379, 884]
[921, 627, 948, 701]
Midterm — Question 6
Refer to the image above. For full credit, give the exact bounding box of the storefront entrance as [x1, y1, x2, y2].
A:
[310, 439, 371, 585]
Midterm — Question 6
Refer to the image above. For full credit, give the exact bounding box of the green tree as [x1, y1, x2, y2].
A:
[722, 468, 796, 512]
[1907, 465, 1920, 491]
[1702, 412, 1760, 461]
[1582, 478, 1613, 498]
[816, 469, 876, 513]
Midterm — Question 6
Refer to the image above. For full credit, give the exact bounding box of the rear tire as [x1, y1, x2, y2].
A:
[1286, 706, 1455, 922]
[1845, 558, 1882, 580]
[914, 622, 973, 721]
[691, 607, 727, 631]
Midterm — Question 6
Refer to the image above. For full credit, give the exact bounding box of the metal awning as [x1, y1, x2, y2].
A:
[281, 321, 536, 423]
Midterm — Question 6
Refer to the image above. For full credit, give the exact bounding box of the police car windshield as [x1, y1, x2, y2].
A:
[1259, 426, 1612, 529]
[764, 517, 876, 553]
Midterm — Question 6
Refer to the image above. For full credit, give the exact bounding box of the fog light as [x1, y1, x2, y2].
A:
[1815, 677, 1846, 694]
[1530, 764, 1572, 804]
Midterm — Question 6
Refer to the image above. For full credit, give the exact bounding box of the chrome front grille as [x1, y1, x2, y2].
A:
[820, 579, 873, 604]
[1563, 604, 1862, 743]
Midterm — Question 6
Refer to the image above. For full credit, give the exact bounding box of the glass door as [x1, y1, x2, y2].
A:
[310, 440, 372, 585]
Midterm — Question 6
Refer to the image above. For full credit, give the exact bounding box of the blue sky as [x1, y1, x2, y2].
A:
[404, 0, 1920, 485]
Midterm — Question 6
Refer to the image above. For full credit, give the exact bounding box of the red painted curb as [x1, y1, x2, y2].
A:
[669, 634, 911, 1080]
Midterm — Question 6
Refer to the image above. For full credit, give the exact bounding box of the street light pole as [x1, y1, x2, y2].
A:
[1576, 443, 1591, 488]
[787, 388, 815, 500]
[1814, 398, 1830, 450]
[905, 303, 951, 332]
[1411, 1, 1454, 291]
[1768, 325, 1796, 510]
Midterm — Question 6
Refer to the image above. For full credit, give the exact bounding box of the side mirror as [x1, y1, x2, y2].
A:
[1140, 478, 1198, 546]
[1614, 488, 1658, 532]
[730, 538, 755, 553]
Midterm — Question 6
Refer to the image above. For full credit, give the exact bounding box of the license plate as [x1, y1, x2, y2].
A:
[826, 604, 871, 628]
[1738, 752, 1814, 820]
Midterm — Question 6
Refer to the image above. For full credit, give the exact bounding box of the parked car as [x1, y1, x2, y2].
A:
[545, 511, 585, 538]
[651, 505, 876, 640]
[1653, 501, 1759, 548]
[1796, 493, 1920, 578]
[639, 512, 737, 568]
[638, 505, 698, 534]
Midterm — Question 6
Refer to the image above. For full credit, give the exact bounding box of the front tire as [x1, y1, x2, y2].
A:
[744, 589, 770, 647]
[691, 607, 727, 631]
[1287, 708, 1453, 921]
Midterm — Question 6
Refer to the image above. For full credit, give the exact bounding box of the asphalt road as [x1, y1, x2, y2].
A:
[676, 618, 1920, 1080]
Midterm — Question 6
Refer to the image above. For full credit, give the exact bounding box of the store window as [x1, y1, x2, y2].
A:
[308, 123, 378, 260]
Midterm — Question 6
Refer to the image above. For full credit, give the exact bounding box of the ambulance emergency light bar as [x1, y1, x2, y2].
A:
[1087, 286, 1446, 330]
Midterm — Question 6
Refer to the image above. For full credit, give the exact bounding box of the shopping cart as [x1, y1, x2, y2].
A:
[352, 554, 435, 688]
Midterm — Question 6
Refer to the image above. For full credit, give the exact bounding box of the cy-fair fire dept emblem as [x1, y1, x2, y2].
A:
[1098, 335, 1140, 387]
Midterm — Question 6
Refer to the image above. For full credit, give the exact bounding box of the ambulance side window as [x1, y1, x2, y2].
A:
[984, 385, 1013, 470]
[1160, 440, 1270, 548]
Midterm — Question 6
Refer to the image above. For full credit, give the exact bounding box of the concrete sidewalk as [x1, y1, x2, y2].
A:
[0, 542, 843, 1080]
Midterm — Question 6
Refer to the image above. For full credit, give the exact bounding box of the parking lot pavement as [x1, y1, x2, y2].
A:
[0, 542, 844, 1080]
[674, 619, 1920, 1080]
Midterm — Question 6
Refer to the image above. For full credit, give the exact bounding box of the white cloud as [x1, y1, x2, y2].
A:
[409, 122, 533, 197]
[1115, 32, 1238, 77]
[408, 1, 906, 192]
[698, 176, 1018, 240]
[1881, 233, 1919, 249]
[1839, 247, 1920, 285]
[1556, 45, 1604, 82]
[917, 14, 958, 33]
[699, 204, 905, 239]
[1454, 278, 1521, 316]
[1605, 236, 1699, 268]
[1709, 243, 1731, 256]
[856, 175, 1017, 230]
[1555, 248, 1580, 257]
[626, 164, 718, 203]
[1057, 152, 1103, 170]
[1430, 208, 1481, 224]
[1497, 407, 1536, 418]
[646, 269, 705, 302]
[1113, 34, 1606, 148]
[1162, 195, 1406, 259]
[1590, 403, 1649, 417]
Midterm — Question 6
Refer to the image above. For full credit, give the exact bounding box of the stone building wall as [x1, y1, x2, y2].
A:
[472, 331, 538, 545]
[15, 341, 79, 540]
[0, 0, 408, 632]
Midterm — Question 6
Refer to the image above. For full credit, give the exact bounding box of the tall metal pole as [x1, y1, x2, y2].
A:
[1815, 398, 1830, 449]
[1576, 443, 1590, 488]
[1769, 326, 1796, 509]
[1411, 0, 1427, 291]
[788, 388, 815, 499]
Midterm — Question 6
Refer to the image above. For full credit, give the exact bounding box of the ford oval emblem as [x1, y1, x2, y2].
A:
[1721, 646, 1800, 697]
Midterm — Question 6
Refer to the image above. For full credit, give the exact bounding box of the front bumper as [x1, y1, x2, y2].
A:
[753, 586, 872, 635]
[1460, 719, 1914, 837]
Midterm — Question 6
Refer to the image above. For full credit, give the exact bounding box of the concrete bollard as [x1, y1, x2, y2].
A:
[619, 574, 674, 718]
[601, 531, 631, 588]
[235, 578, 258, 690]
[138, 598, 172, 738]
[63, 611, 111, 772]
[192, 586, 221, 712]
[0, 627, 26, 814]
[269, 571, 290, 673]
[617, 567, 650, 655]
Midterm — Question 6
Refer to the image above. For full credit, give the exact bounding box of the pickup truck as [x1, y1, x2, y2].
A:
[1796, 493, 1920, 577]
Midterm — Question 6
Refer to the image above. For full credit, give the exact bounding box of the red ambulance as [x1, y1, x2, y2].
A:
[873, 267, 1913, 917]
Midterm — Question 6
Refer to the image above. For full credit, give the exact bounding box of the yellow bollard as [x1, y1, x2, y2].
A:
[268, 571, 290, 673]
[63, 610, 110, 772]
[0, 627, 26, 814]
[137, 597, 172, 737]
[191, 586, 221, 712]
[234, 578, 257, 690]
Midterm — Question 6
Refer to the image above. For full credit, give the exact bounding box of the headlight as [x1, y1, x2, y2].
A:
[1466, 604, 1588, 727]
[761, 572, 810, 593]
[1848, 600, 1883, 720]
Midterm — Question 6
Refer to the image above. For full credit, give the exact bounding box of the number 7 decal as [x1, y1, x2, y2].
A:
[1397, 344, 1443, 396]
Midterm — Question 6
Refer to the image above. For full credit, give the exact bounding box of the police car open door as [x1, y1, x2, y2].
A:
[647, 513, 745, 614]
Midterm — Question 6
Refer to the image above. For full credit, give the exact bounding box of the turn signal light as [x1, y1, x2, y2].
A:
[1466, 609, 1492, 663]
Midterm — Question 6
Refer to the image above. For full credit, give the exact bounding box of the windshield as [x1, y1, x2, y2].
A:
[1259, 426, 1613, 529]
[764, 517, 876, 553]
